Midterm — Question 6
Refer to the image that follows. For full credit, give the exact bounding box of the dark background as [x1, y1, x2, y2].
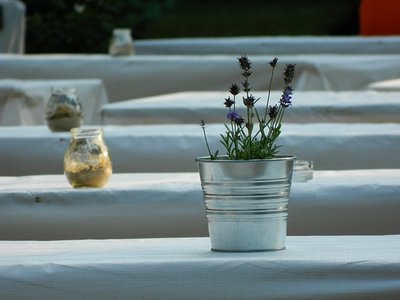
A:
[22, 0, 361, 54]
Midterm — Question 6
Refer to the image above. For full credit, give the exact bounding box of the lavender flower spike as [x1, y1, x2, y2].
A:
[229, 83, 240, 96]
[280, 86, 293, 108]
[227, 110, 240, 122]
[224, 97, 235, 108]
[284, 64, 296, 85]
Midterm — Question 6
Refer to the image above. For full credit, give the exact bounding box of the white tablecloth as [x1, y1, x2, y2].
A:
[1, 54, 400, 102]
[0, 170, 398, 240]
[0, 236, 399, 300]
[0, 79, 109, 125]
[0, 0, 25, 53]
[101, 90, 400, 125]
[0, 123, 398, 175]
[135, 36, 400, 55]
[368, 78, 400, 91]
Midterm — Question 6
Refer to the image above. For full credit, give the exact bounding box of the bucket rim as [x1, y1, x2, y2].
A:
[195, 155, 296, 163]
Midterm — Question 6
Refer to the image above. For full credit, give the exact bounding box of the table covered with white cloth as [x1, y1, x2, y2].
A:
[0, 79, 109, 125]
[1, 236, 399, 300]
[1, 54, 400, 102]
[0, 0, 25, 53]
[0, 170, 398, 240]
[0, 123, 398, 175]
[135, 36, 400, 55]
[101, 90, 400, 125]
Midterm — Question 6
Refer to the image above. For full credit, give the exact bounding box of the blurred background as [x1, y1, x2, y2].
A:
[23, 0, 361, 54]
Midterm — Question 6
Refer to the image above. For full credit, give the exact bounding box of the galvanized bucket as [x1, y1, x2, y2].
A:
[196, 156, 295, 252]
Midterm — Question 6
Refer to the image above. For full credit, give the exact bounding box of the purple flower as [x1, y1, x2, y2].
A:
[227, 111, 244, 125]
[227, 110, 240, 122]
[280, 86, 293, 108]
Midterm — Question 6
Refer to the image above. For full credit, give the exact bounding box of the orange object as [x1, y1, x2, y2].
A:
[360, 0, 400, 35]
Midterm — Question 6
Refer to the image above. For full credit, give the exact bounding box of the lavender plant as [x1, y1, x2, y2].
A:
[201, 55, 295, 160]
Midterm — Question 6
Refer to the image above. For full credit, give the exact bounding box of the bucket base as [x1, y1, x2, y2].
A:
[211, 247, 285, 253]
[208, 219, 287, 252]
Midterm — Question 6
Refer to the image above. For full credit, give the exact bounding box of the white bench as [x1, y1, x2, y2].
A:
[0, 123, 398, 175]
[100, 90, 400, 125]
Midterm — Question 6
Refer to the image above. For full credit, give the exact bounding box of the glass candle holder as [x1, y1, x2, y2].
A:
[64, 128, 112, 188]
[46, 87, 82, 132]
[108, 28, 134, 56]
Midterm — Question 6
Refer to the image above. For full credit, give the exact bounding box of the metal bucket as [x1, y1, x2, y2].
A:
[196, 156, 295, 252]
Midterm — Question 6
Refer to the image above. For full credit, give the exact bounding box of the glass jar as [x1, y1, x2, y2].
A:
[108, 28, 134, 56]
[64, 128, 112, 188]
[46, 87, 82, 132]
